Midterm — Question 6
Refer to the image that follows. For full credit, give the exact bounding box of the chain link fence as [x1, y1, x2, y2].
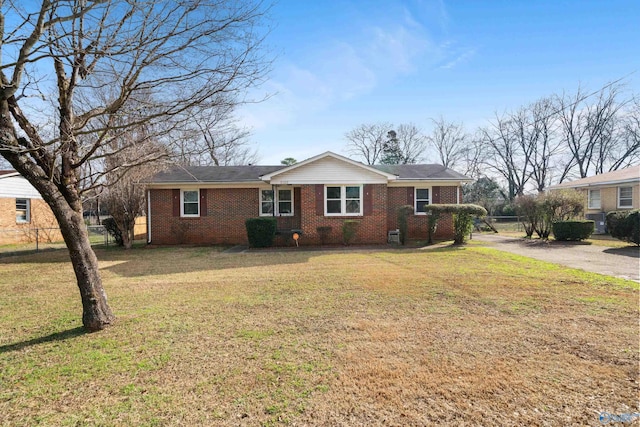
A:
[0, 225, 116, 256]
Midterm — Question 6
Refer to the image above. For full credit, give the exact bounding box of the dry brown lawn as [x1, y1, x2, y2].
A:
[0, 245, 638, 426]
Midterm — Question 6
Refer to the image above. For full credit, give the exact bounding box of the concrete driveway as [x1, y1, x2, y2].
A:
[472, 233, 640, 282]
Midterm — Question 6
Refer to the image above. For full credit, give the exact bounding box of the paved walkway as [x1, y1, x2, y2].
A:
[472, 233, 640, 282]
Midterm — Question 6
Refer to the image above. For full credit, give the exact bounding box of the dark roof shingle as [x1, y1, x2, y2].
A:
[150, 163, 470, 183]
[150, 165, 283, 183]
[372, 164, 470, 180]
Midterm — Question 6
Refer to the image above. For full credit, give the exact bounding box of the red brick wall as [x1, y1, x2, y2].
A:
[297, 184, 387, 245]
[386, 186, 459, 240]
[149, 188, 258, 245]
[149, 184, 461, 245]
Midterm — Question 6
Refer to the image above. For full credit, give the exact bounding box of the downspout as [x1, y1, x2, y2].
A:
[147, 189, 151, 244]
[272, 184, 277, 217]
[457, 186, 460, 204]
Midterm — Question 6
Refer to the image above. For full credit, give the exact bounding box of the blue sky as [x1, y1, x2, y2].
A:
[239, 0, 640, 165]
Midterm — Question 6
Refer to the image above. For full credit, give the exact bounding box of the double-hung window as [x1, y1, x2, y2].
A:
[415, 188, 430, 214]
[325, 185, 362, 216]
[618, 186, 633, 208]
[588, 189, 601, 210]
[16, 198, 30, 223]
[260, 190, 274, 215]
[181, 190, 200, 217]
[260, 188, 293, 216]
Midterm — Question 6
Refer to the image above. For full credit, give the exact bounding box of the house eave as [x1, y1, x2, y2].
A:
[549, 177, 640, 190]
[388, 178, 473, 187]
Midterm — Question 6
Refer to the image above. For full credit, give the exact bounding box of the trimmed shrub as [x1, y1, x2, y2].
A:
[424, 204, 487, 245]
[397, 205, 413, 245]
[552, 220, 595, 241]
[606, 210, 640, 245]
[342, 220, 360, 245]
[245, 217, 277, 248]
[102, 217, 123, 246]
[514, 190, 584, 239]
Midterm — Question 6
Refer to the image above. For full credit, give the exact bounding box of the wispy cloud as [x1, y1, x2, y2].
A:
[239, 1, 474, 131]
[438, 46, 476, 69]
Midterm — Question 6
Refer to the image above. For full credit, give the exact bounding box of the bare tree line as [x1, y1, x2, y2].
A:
[345, 82, 639, 200]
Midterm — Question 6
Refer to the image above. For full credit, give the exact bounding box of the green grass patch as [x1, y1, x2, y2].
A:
[0, 246, 637, 425]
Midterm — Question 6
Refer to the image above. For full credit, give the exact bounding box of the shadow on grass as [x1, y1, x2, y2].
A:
[0, 327, 86, 354]
[0, 246, 68, 260]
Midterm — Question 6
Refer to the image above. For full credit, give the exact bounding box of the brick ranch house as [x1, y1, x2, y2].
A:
[145, 152, 472, 246]
[0, 170, 61, 244]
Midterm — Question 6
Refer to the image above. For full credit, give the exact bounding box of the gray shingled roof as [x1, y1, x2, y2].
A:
[371, 164, 470, 180]
[150, 163, 470, 183]
[150, 165, 283, 183]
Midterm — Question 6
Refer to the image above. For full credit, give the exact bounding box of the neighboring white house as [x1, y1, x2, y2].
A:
[0, 171, 60, 244]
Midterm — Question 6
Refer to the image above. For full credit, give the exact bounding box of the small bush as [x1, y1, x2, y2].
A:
[552, 220, 595, 241]
[102, 217, 123, 246]
[424, 204, 487, 245]
[342, 220, 360, 245]
[316, 226, 332, 245]
[397, 205, 413, 245]
[245, 217, 277, 248]
[606, 210, 640, 245]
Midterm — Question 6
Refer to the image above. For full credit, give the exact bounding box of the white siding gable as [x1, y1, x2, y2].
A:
[0, 176, 43, 199]
[268, 156, 389, 185]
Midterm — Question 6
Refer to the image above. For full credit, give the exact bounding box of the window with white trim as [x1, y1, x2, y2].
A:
[181, 190, 200, 217]
[618, 186, 633, 208]
[16, 198, 30, 223]
[260, 188, 294, 216]
[415, 188, 430, 214]
[325, 185, 362, 216]
[260, 190, 274, 215]
[588, 189, 601, 209]
[278, 189, 293, 215]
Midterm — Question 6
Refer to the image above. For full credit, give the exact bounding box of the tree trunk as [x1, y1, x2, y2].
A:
[52, 201, 115, 331]
[122, 221, 134, 250]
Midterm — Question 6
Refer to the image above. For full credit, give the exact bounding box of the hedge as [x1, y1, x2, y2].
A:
[245, 217, 277, 247]
[424, 204, 487, 245]
[552, 220, 594, 241]
[423, 204, 487, 216]
[606, 210, 640, 245]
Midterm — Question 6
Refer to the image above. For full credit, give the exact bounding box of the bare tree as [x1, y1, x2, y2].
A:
[102, 125, 166, 249]
[345, 122, 392, 165]
[527, 97, 563, 192]
[174, 104, 259, 166]
[426, 117, 468, 169]
[393, 123, 428, 164]
[555, 84, 626, 181]
[347, 122, 426, 165]
[0, 0, 270, 331]
[479, 110, 534, 201]
[609, 96, 640, 171]
[380, 124, 427, 164]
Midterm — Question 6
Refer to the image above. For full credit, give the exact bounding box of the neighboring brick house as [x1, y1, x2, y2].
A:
[548, 165, 640, 233]
[0, 171, 61, 244]
[145, 152, 472, 246]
